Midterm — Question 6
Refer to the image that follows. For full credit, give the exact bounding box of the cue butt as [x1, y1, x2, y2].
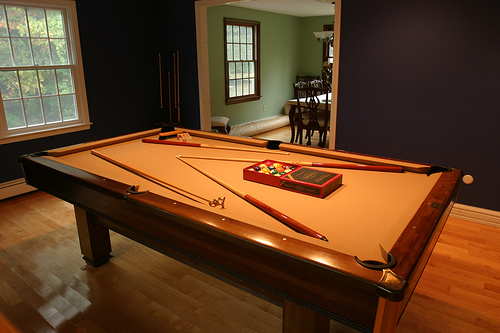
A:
[244, 194, 328, 242]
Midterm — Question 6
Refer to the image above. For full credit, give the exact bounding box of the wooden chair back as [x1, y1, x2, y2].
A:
[295, 75, 320, 83]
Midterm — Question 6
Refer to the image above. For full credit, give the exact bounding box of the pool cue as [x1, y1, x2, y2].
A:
[176, 155, 404, 173]
[176, 50, 180, 124]
[91, 150, 225, 208]
[167, 71, 172, 122]
[142, 138, 290, 155]
[158, 53, 163, 109]
[173, 52, 177, 123]
[176, 156, 328, 242]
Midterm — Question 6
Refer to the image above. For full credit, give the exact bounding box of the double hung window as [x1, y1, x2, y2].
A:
[224, 18, 260, 104]
[0, 0, 89, 144]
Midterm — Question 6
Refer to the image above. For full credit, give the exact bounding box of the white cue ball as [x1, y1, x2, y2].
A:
[462, 174, 474, 184]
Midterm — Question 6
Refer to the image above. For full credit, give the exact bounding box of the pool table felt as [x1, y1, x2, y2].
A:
[45, 133, 441, 262]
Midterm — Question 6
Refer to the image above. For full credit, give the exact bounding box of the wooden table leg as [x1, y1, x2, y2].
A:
[373, 298, 401, 333]
[282, 299, 330, 333]
[74, 206, 112, 267]
[289, 106, 296, 143]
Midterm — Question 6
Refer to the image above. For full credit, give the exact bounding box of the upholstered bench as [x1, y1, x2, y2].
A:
[211, 116, 230, 134]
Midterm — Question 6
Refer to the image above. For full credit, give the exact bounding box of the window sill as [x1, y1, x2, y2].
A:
[0, 122, 92, 145]
[226, 95, 262, 105]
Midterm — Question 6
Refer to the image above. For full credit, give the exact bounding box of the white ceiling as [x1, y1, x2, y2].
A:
[227, 0, 335, 18]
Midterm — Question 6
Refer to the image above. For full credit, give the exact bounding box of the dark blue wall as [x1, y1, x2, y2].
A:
[335, 0, 500, 211]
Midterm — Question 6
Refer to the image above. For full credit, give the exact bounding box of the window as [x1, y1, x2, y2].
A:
[0, 0, 89, 144]
[224, 18, 260, 105]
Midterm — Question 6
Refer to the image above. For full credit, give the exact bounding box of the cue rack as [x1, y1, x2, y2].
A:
[158, 50, 181, 127]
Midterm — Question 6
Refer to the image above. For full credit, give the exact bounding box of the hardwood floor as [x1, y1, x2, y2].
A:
[0, 191, 499, 332]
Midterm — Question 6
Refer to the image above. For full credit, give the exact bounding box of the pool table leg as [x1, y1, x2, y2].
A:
[282, 299, 330, 332]
[373, 297, 401, 333]
[74, 206, 112, 267]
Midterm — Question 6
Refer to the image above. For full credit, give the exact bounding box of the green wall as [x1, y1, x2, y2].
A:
[299, 17, 333, 75]
[207, 5, 332, 126]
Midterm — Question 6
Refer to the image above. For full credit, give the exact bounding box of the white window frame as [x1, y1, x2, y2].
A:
[0, 0, 90, 145]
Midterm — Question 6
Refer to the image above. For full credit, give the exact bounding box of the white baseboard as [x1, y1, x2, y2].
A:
[450, 203, 500, 228]
[1, 179, 499, 228]
[0, 178, 36, 201]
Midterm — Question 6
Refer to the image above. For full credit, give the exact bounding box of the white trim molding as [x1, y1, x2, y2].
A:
[450, 203, 500, 228]
[0, 178, 36, 201]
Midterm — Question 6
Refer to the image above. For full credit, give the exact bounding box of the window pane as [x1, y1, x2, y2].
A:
[0, 70, 21, 99]
[240, 44, 246, 61]
[60, 94, 77, 120]
[19, 69, 40, 97]
[32, 39, 51, 66]
[226, 25, 232, 43]
[236, 79, 242, 96]
[249, 78, 255, 94]
[4, 99, 25, 129]
[232, 26, 239, 43]
[11, 37, 33, 66]
[46, 9, 65, 38]
[6, 6, 28, 37]
[56, 68, 74, 94]
[228, 62, 235, 80]
[39, 69, 57, 95]
[42, 95, 61, 122]
[0, 6, 9, 37]
[247, 27, 252, 44]
[229, 80, 235, 98]
[242, 62, 248, 78]
[239, 26, 246, 43]
[50, 39, 69, 65]
[233, 44, 240, 61]
[249, 62, 254, 77]
[242, 78, 249, 95]
[235, 62, 242, 79]
[27, 8, 48, 37]
[247, 44, 253, 61]
[25, 97, 44, 126]
[226, 43, 233, 61]
[0, 37, 13, 66]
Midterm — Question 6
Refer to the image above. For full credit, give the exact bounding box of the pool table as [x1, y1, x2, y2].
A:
[19, 128, 461, 333]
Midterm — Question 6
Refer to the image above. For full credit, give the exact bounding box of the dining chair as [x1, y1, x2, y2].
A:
[289, 81, 309, 143]
[293, 82, 330, 147]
